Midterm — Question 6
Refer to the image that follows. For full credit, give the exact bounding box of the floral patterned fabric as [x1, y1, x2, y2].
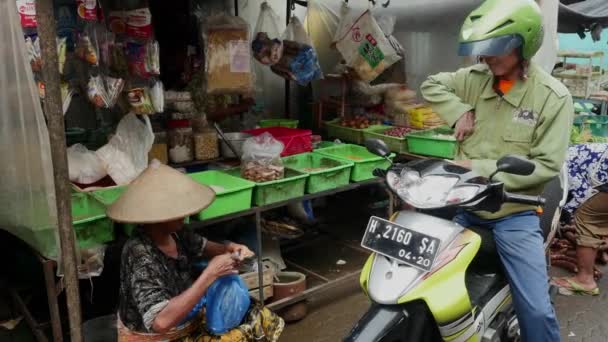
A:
[565, 143, 608, 214]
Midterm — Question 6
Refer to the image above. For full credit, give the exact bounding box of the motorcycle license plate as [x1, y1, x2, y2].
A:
[361, 216, 441, 272]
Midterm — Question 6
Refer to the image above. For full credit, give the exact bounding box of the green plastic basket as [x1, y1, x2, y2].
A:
[314, 141, 337, 149]
[406, 127, 457, 159]
[189, 170, 255, 219]
[363, 127, 409, 153]
[259, 119, 299, 128]
[282, 153, 353, 193]
[574, 115, 608, 137]
[91, 186, 126, 206]
[314, 144, 395, 182]
[324, 119, 390, 144]
[224, 168, 308, 206]
[71, 192, 114, 247]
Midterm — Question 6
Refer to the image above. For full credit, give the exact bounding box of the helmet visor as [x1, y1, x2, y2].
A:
[458, 34, 523, 57]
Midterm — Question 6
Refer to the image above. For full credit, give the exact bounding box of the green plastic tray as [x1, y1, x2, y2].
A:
[189, 170, 255, 219]
[314, 141, 337, 149]
[71, 192, 114, 247]
[282, 153, 353, 193]
[324, 119, 389, 144]
[574, 115, 608, 137]
[406, 126, 457, 159]
[363, 127, 409, 154]
[91, 186, 126, 206]
[314, 144, 395, 182]
[224, 168, 308, 206]
[259, 119, 299, 128]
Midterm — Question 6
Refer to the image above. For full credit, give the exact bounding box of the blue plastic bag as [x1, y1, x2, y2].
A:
[205, 275, 251, 335]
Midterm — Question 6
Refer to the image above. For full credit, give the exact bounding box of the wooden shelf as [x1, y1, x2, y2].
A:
[168, 157, 226, 168]
[558, 50, 605, 59]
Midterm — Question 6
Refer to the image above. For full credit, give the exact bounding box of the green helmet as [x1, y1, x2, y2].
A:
[458, 0, 543, 60]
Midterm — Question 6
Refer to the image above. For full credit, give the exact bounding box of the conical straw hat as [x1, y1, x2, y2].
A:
[107, 161, 215, 224]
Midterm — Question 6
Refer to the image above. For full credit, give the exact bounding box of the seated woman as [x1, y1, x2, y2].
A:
[109, 161, 284, 341]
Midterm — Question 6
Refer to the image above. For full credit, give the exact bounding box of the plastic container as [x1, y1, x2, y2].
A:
[219, 132, 252, 158]
[225, 168, 308, 206]
[168, 119, 194, 163]
[324, 119, 389, 144]
[243, 127, 312, 157]
[406, 127, 457, 159]
[259, 119, 299, 128]
[314, 144, 395, 182]
[71, 192, 114, 248]
[194, 130, 220, 161]
[149, 132, 168, 164]
[363, 127, 409, 153]
[574, 115, 608, 137]
[189, 171, 255, 219]
[282, 153, 353, 193]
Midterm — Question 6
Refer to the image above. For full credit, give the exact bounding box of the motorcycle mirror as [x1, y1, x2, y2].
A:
[365, 138, 391, 158]
[493, 155, 535, 178]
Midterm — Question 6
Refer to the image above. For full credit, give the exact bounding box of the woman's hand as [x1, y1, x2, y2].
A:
[204, 253, 238, 279]
[226, 242, 255, 261]
[455, 111, 475, 141]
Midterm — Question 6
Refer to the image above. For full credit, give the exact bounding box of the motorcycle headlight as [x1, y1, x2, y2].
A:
[390, 172, 481, 209]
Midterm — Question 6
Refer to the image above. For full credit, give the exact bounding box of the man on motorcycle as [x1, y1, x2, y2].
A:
[421, 0, 573, 341]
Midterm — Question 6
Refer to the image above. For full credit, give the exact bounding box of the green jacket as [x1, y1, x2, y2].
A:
[421, 63, 573, 219]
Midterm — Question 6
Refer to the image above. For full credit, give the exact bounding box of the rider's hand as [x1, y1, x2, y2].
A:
[454, 111, 475, 141]
[204, 253, 237, 280]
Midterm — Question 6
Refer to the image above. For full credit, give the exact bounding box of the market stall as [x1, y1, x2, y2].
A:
[4, 0, 593, 340]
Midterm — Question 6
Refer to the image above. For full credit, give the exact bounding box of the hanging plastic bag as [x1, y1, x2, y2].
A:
[334, 10, 401, 82]
[304, 0, 341, 74]
[204, 14, 253, 95]
[150, 80, 164, 113]
[252, 2, 283, 112]
[67, 144, 108, 184]
[241, 132, 284, 182]
[205, 275, 251, 335]
[96, 114, 154, 185]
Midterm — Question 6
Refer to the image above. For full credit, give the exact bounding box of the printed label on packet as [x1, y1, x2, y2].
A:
[358, 34, 384, 68]
[108, 11, 126, 34]
[76, 0, 98, 21]
[126, 8, 153, 40]
[16, 0, 37, 28]
[229, 40, 250, 73]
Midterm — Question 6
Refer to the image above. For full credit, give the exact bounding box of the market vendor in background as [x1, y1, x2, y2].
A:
[552, 144, 608, 295]
[109, 161, 284, 341]
[251, 32, 322, 86]
[421, 0, 572, 341]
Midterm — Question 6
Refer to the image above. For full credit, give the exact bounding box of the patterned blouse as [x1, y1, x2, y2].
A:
[118, 228, 208, 332]
[565, 143, 608, 214]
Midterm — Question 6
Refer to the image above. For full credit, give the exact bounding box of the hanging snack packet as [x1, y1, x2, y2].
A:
[16, 0, 37, 29]
[25, 36, 42, 73]
[334, 10, 401, 82]
[146, 40, 160, 76]
[61, 82, 74, 114]
[76, 0, 98, 21]
[76, 33, 99, 65]
[110, 42, 129, 76]
[108, 11, 126, 35]
[87, 75, 109, 108]
[57, 37, 67, 75]
[150, 80, 164, 113]
[204, 14, 253, 95]
[127, 87, 155, 115]
[125, 8, 153, 40]
[105, 76, 125, 108]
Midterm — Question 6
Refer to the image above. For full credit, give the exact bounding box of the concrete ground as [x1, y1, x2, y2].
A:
[281, 264, 608, 342]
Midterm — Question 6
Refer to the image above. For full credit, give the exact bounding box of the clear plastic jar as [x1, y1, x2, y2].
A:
[194, 130, 219, 161]
[149, 131, 168, 164]
[168, 120, 193, 163]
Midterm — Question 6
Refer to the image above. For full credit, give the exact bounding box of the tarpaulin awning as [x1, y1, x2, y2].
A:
[559, 0, 608, 38]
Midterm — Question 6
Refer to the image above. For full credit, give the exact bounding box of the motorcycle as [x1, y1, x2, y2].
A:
[345, 139, 568, 342]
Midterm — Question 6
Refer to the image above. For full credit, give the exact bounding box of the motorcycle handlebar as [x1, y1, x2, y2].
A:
[503, 192, 546, 206]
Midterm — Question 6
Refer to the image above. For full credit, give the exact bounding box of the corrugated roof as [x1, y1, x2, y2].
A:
[559, 0, 608, 33]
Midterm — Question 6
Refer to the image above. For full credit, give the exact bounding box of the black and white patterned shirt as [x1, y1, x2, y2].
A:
[118, 227, 207, 332]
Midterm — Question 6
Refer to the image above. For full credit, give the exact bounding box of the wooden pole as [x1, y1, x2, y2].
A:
[35, 0, 83, 341]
